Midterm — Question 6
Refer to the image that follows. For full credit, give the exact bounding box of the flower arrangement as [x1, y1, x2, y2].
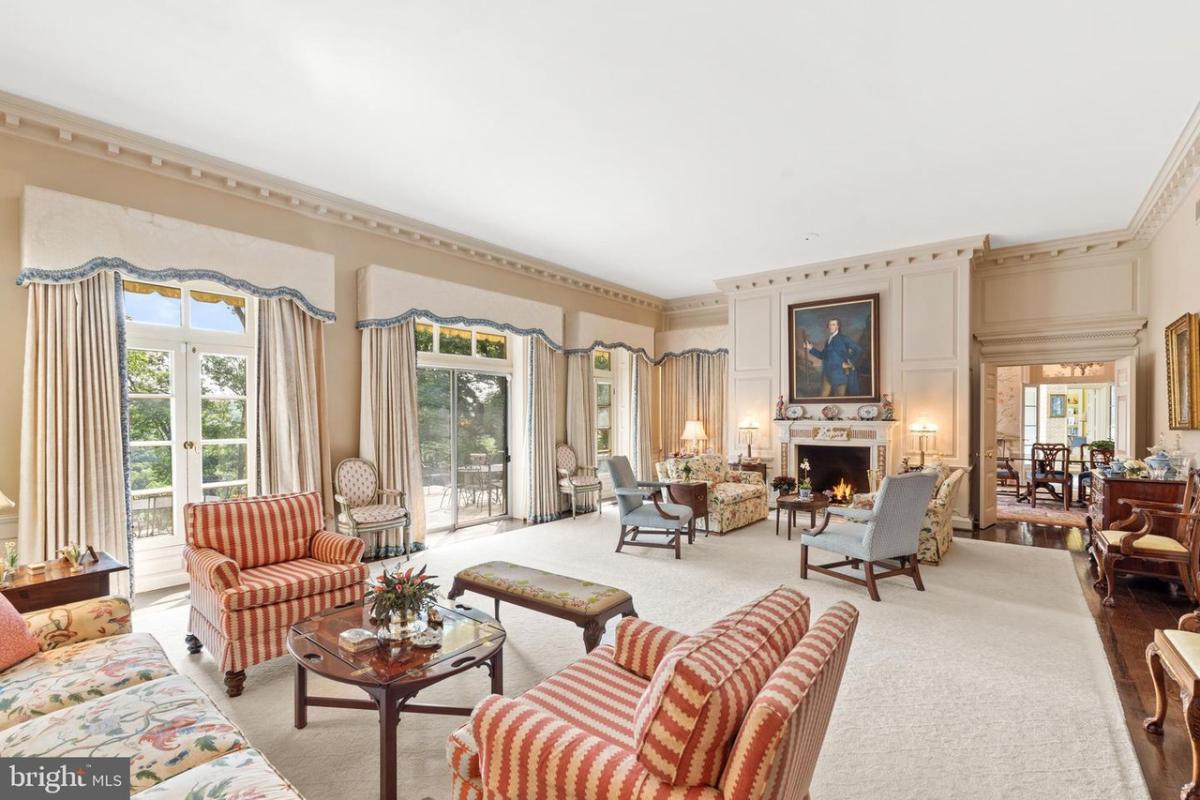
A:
[771, 475, 797, 494]
[59, 544, 84, 572]
[4, 541, 16, 572]
[1123, 459, 1149, 478]
[681, 461, 694, 481]
[370, 564, 440, 637]
[797, 458, 813, 499]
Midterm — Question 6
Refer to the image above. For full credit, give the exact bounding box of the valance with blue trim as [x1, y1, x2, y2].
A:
[18, 186, 336, 321]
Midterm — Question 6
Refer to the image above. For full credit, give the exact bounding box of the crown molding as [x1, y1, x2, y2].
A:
[663, 292, 727, 316]
[975, 229, 1142, 269]
[974, 319, 1148, 362]
[1130, 99, 1200, 241]
[712, 234, 990, 295]
[0, 91, 665, 313]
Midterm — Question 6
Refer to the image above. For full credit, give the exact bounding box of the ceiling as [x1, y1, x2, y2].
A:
[1, 2, 1198, 299]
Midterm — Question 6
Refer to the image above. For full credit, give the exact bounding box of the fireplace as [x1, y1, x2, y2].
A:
[796, 444, 872, 501]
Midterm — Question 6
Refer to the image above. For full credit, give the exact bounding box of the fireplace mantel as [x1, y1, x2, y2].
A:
[773, 419, 897, 483]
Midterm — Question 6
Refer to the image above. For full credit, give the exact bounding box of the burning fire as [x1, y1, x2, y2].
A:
[830, 478, 854, 503]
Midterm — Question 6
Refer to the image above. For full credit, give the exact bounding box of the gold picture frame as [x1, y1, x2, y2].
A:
[1166, 312, 1200, 430]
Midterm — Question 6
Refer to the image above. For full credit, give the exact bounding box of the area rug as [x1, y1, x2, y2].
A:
[133, 516, 1146, 800]
[997, 492, 1089, 528]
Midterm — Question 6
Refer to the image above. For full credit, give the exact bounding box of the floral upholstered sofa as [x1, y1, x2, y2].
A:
[847, 462, 968, 564]
[655, 454, 769, 533]
[0, 594, 302, 798]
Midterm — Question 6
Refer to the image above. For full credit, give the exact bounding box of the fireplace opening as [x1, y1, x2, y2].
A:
[795, 445, 872, 502]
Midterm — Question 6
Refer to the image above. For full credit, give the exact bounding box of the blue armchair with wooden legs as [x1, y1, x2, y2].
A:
[603, 456, 694, 559]
[800, 471, 936, 601]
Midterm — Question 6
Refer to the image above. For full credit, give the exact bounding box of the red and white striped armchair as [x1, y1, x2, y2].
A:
[182, 490, 368, 697]
[447, 587, 858, 800]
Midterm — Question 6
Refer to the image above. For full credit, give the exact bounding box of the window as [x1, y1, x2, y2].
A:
[128, 348, 175, 539]
[594, 350, 613, 458]
[411, 321, 511, 362]
[1021, 385, 1038, 459]
[189, 290, 246, 333]
[123, 280, 181, 326]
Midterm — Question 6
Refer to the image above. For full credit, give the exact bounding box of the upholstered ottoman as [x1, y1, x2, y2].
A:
[448, 561, 636, 652]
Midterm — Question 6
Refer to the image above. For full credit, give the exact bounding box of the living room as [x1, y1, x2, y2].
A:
[2, 4, 1200, 800]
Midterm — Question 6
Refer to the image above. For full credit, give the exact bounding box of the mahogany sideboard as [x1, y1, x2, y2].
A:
[1087, 474, 1188, 586]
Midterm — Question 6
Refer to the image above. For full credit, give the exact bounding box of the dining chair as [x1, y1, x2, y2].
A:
[1027, 443, 1072, 510]
[603, 456, 693, 559]
[1079, 444, 1115, 505]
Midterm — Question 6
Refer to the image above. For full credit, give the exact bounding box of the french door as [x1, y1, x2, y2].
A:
[128, 341, 255, 590]
[417, 368, 510, 532]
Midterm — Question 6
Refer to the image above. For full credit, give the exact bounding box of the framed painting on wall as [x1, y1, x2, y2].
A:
[787, 293, 880, 403]
[1049, 394, 1067, 418]
[1166, 312, 1199, 430]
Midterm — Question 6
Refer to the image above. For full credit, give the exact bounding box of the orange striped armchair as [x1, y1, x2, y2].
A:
[448, 587, 858, 800]
[183, 490, 368, 697]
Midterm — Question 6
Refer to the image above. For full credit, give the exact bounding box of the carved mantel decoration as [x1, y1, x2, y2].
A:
[774, 419, 896, 483]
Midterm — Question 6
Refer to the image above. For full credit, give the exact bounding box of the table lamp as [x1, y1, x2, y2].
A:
[681, 420, 707, 455]
[910, 421, 938, 467]
[737, 419, 759, 461]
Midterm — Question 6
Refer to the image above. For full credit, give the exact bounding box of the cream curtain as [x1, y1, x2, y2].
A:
[632, 356, 654, 480]
[527, 338, 560, 523]
[565, 352, 596, 469]
[257, 298, 332, 513]
[360, 321, 427, 553]
[697, 352, 728, 456]
[19, 272, 130, 593]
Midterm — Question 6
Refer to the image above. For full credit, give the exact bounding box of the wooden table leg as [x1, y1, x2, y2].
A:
[491, 646, 504, 694]
[373, 687, 400, 800]
[294, 662, 308, 729]
[810, 507, 817, 529]
[775, 507, 780, 535]
[787, 509, 795, 541]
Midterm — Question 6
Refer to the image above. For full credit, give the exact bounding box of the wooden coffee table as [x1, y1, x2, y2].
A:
[287, 599, 505, 800]
[775, 494, 830, 541]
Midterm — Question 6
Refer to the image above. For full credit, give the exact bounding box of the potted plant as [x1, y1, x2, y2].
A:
[681, 460, 694, 481]
[797, 458, 813, 501]
[1, 541, 16, 586]
[771, 475, 797, 495]
[370, 564, 440, 640]
[59, 543, 84, 573]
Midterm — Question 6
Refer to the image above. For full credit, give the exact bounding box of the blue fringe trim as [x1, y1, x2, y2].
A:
[113, 279, 135, 600]
[17, 258, 336, 322]
[358, 308, 563, 350]
[564, 340, 729, 364]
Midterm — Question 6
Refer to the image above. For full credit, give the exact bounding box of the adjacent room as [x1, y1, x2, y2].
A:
[1, 4, 1200, 800]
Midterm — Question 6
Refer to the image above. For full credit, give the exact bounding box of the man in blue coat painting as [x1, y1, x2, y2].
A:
[804, 318, 864, 397]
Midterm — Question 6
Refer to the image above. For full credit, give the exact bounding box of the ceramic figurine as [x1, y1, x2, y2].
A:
[880, 394, 895, 421]
[775, 395, 786, 420]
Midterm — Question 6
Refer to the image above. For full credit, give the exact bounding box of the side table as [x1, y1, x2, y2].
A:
[1, 550, 129, 612]
[775, 495, 830, 541]
[663, 481, 709, 537]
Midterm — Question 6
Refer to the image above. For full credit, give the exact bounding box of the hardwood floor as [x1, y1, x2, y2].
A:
[962, 521, 1193, 800]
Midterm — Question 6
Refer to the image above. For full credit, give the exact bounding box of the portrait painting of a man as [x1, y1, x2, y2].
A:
[788, 294, 880, 403]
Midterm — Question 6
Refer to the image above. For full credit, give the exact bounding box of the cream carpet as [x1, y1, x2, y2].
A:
[134, 515, 1148, 800]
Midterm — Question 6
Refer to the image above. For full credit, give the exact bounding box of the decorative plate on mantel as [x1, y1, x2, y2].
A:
[786, 405, 804, 419]
[857, 405, 880, 420]
[821, 405, 842, 420]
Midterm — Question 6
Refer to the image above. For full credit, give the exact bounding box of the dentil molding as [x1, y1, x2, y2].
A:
[0, 90, 665, 313]
[1129, 99, 1200, 241]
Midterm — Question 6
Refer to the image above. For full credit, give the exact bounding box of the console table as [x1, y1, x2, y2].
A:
[0, 551, 129, 613]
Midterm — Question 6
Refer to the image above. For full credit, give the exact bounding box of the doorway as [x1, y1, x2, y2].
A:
[417, 368, 510, 531]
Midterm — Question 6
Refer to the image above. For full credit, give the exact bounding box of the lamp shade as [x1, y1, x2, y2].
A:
[0, 490, 14, 511]
[681, 420, 708, 442]
[909, 421, 938, 434]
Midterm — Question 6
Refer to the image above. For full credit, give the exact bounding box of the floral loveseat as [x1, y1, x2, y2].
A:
[655, 454, 769, 533]
[0, 595, 302, 798]
[847, 462, 967, 564]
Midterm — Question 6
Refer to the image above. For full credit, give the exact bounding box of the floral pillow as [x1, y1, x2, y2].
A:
[0, 594, 39, 671]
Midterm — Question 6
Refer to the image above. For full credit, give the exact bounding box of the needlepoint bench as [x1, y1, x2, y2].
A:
[447, 561, 636, 652]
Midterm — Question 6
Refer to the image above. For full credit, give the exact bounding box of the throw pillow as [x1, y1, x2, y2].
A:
[0, 593, 39, 671]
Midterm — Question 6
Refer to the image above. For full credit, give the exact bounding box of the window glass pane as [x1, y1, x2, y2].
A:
[476, 332, 507, 359]
[130, 445, 173, 491]
[596, 382, 612, 406]
[596, 428, 611, 454]
[203, 484, 248, 501]
[439, 326, 472, 355]
[200, 354, 246, 396]
[127, 349, 172, 394]
[122, 281, 181, 326]
[129, 398, 172, 442]
[596, 407, 611, 428]
[203, 444, 247, 483]
[189, 290, 246, 333]
[415, 323, 435, 352]
[202, 398, 246, 439]
[594, 350, 611, 371]
[131, 490, 173, 539]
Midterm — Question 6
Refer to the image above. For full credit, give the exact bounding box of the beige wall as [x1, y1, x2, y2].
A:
[0, 135, 662, 533]
[1147, 178, 1200, 452]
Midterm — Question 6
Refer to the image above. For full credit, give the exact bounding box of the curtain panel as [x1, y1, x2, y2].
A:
[18, 272, 131, 594]
[632, 356, 654, 480]
[257, 298, 333, 512]
[656, 351, 727, 459]
[360, 321, 427, 552]
[697, 352, 728, 456]
[565, 352, 596, 469]
[527, 338, 560, 524]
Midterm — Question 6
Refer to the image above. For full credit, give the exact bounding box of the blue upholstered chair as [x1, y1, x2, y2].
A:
[800, 471, 936, 601]
[603, 456, 694, 559]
